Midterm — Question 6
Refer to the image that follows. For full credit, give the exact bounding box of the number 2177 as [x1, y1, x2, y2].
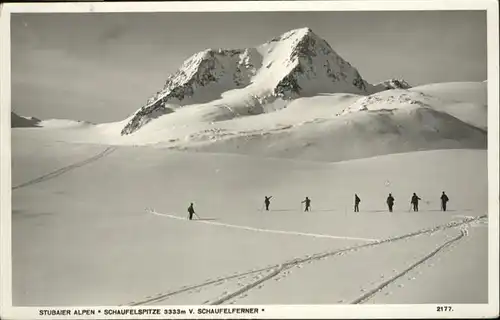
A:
[437, 306, 453, 312]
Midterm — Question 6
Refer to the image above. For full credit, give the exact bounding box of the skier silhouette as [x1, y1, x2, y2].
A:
[441, 191, 449, 211]
[302, 197, 311, 212]
[387, 193, 395, 212]
[264, 196, 273, 211]
[187, 203, 195, 220]
[354, 194, 361, 212]
[411, 193, 421, 212]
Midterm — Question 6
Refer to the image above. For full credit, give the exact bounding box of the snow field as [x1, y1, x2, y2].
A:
[11, 134, 488, 305]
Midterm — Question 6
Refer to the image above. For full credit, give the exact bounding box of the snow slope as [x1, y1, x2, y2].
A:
[340, 87, 487, 130]
[11, 132, 488, 306]
[194, 103, 485, 162]
[366, 226, 488, 304]
[410, 81, 487, 106]
[14, 81, 487, 163]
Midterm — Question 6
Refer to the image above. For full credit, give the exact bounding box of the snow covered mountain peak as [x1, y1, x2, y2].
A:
[264, 27, 317, 46]
[254, 27, 372, 98]
[375, 78, 412, 90]
[121, 27, 375, 135]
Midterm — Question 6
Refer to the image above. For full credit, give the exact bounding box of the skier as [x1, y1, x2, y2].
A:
[386, 193, 395, 212]
[354, 194, 361, 212]
[302, 197, 311, 212]
[411, 193, 421, 212]
[441, 191, 449, 211]
[264, 196, 273, 211]
[187, 203, 195, 220]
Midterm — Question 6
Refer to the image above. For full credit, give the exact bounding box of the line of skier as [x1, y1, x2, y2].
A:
[264, 192, 450, 213]
[187, 192, 450, 220]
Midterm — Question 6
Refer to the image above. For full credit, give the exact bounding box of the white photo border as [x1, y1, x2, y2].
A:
[0, 1, 498, 319]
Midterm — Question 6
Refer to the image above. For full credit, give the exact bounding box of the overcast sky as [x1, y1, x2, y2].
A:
[11, 10, 487, 123]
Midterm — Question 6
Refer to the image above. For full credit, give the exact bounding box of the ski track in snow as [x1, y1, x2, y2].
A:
[126, 213, 485, 306]
[349, 229, 466, 304]
[12, 147, 117, 191]
[203, 266, 285, 305]
[146, 209, 379, 242]
[126, 266, 276, 306]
